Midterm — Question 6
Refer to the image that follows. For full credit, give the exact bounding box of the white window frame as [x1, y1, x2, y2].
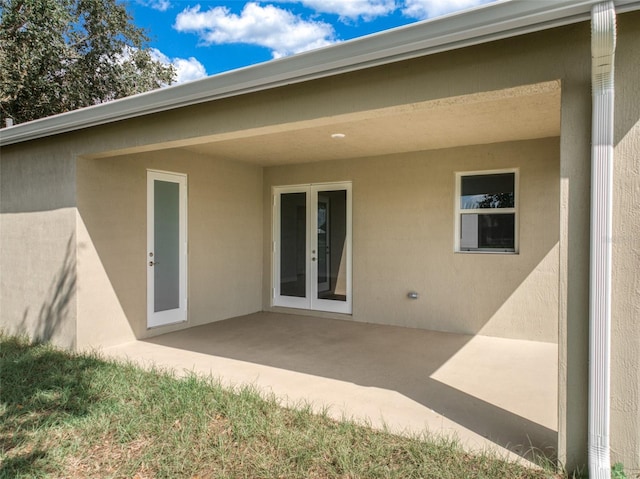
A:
[454, 168, 519, 254]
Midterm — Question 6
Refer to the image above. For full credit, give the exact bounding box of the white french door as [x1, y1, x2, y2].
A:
[147, 170, 188, 328]
[273, 182, 352, 314]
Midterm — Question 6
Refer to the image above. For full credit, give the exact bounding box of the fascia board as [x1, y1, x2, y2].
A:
[1, 0, 638, 147]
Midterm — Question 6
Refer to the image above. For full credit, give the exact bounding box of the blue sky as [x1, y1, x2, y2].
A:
[127, 0, 500, 83]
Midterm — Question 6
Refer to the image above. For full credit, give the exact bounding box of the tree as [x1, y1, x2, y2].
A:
[0, 0, 175, 124]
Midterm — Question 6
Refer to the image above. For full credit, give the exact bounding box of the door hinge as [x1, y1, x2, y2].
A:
[272, 287, 276, 298]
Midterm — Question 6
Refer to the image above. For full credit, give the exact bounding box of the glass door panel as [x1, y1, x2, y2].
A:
[280, 192, 307, 298]
[315, 190, 347, 303]
[154, 180, 180, 312]
[317, 196, 329, 293]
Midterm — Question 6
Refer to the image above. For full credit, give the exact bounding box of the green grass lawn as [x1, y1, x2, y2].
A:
[0, 334, 561, 479]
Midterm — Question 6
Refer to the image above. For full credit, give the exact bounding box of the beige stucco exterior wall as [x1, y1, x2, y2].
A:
[610, 12, 640, 471]
[263, 138, 560, 342]
[0, 139, 78, 349]
[75, 149, 263, 348]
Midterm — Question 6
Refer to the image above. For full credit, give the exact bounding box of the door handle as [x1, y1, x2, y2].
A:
[149, 261, 160, 266]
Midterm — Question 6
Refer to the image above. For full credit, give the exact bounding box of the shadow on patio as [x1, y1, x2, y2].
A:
[104, 311, 558, 463]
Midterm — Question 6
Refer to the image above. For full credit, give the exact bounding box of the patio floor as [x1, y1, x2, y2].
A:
[102, 311, 558, 462]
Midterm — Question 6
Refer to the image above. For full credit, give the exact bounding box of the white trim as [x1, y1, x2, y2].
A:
[147, 170, 188, 329]
[2, 1, 638, 147]
[454, 168, 519, 254]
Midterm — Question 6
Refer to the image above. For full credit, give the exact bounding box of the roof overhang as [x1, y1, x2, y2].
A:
[1, 0, 639, 148]
[176, 81, 562, 166]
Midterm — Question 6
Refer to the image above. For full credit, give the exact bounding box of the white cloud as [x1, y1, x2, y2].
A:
[402, 0, 496, 19]
[172, 57, 208, 83]
[151, 49, 208, 84]
[174, 2, 336, 59]
[137, 0, 171, 12]
[279, 0, 397, 21]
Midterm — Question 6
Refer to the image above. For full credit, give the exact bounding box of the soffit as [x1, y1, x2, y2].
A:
[181, 82, 561, 166]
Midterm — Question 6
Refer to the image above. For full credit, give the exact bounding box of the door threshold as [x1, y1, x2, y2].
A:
[267, 306, 353, 321]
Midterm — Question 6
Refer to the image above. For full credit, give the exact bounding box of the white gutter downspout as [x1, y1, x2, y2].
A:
[589, 2, 616, 479]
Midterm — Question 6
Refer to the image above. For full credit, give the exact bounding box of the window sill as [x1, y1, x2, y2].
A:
[456, 250, 518, 255]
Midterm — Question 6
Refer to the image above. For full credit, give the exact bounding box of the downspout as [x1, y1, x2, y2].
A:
[589, 2, 616, 479]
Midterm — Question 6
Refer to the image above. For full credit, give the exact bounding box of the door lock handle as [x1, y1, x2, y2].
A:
[149, 261, 160, 266]
[311, 257, 316, 262]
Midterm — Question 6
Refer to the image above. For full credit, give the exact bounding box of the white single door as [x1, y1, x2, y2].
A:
[273, 182, 352, 314]
[147, 170, 188, 328]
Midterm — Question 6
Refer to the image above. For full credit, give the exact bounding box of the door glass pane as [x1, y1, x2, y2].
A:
[154, 180, 180, 312]
[317, 190, 347, 302]
[280, 192, 306, 298]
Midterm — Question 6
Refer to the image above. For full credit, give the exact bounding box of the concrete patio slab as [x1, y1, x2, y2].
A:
[102, 312, 558, 462]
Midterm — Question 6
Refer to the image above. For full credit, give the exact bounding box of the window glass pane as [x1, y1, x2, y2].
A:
[461, 173, 514, 209]
[460, 213, 515, 251]
[280, 192, 306, 297]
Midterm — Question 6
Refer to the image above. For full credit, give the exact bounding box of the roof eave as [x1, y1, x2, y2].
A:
[1, 0, 639, 147]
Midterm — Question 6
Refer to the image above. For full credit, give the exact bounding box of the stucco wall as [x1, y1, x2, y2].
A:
[610, 11, 640, 471]
[75, 149, 263, 347]
[0, 139, 77, 349]
[264, 138, 560, 343]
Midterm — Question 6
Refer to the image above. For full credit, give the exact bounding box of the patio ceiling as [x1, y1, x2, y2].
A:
[181, 81, 561, 167]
